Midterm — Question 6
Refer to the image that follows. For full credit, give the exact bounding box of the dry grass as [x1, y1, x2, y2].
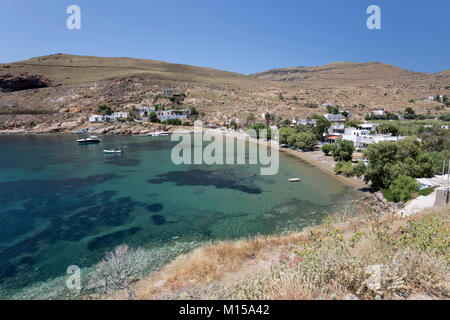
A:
[127, 204, 449, 300]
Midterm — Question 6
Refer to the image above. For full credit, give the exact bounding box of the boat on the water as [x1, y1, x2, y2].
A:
[77, 136, 102, 144]
[103, 149, 123, 154]
[288, 178, 300, 182]
[148, 132, 171, 137]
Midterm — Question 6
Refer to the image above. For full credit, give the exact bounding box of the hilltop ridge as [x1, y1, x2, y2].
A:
[0, 54, 449, 133]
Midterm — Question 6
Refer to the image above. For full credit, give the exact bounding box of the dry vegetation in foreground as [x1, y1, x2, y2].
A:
[105, 205, 449, 301]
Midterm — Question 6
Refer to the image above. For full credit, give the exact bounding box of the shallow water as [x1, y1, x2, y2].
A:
[0, 135, 360, 299]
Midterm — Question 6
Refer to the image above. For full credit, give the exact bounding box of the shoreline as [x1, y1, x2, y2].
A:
[0, 128, 369, 190]
[215, 129, 368, 190]
[281, 148, 368, 190]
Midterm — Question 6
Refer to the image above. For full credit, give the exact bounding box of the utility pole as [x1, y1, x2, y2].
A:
[447, 159, 450, 204]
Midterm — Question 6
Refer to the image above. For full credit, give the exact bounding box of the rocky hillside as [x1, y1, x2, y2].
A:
[0, 55, 449, 133]
[251, 62, 449, 87]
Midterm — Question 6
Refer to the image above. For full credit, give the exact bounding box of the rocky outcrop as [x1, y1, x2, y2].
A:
[0, 73, 52, 92]
[362, 191, 403, 215]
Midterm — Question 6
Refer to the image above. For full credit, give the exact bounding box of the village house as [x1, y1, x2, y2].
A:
[324, 113, 346, 123]
[341, 129, 405, 149]
[89, 112, 129, 123]
[157, 109, 189, 122]
[134, 106, 191, 121]
[328, 124, 346, 136]
[161, 89, 174, 97]
[358, 122, 379, 132]
[372, 109, 386, 116]
[135, 106, 156, 118]
[296, 119, 317, 127]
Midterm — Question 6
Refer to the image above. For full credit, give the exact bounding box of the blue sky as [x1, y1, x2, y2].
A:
[0, 0, 448, 74]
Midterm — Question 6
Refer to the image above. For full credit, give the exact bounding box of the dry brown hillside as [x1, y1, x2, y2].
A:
[251, 62, 450, 87]
[0, 55, 449, 133]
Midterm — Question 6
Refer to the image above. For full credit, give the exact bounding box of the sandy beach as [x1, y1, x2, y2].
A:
[281, 148, 369, 189]
[213, 129, 369, 190]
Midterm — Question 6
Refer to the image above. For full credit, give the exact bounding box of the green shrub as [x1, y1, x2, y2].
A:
[322, 144, 335, 156]
[334, 161, 353, 176]
[97, 104, 113, 115]
[164, 119, 182, 126]
[389, 175, 420, 203]
[418, 188, 434, 196]
[381, 188, 395, 202]
[352, 161, 366, 178]
[331, 140, 355, 162]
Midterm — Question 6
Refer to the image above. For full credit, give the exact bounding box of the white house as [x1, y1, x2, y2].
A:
[112, 112, 128, 118]
[296, 119, 317, 126]
[156, 109, 190, 122]
[89, 115, 103, 123]
[135, 106, 156, 118]
[373, 109, 386, 116]
[162, 89, 174, 97]
[324, 113, 346, 123]
[328, 124, 346, 136]
[358, 122, 379, 132]
[89, 112, 129, 123]
[342, 129, 406, 149]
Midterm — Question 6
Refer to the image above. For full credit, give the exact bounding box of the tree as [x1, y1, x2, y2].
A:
[377, 123, 398, 136]
[322, 144, 335, 156]
[189, 106, 198, 116]
[97, 104, 113, 115]
[310, 115, 331, 141]
[293, 132, 318, 151]
[352, 161, 366, 178]
[327, 106, 339, 114]
[404, 107, 416, 120]
[332, 140, 355, 162]
[363, 141, 401, 189]
[246, 113, 256, 125]
[229, 120, 238, 130]
[294, 124, 309, 133]
[334, 161, 353, 176]
[149, 111, 159, 123]
[247, 123, 271, 140]
[405, 107, 415, 115]
[389, 175, 419, 203]
[264, 112, 275, 126]
[279, 127, 295, 144]
[362, 137, 434, 189]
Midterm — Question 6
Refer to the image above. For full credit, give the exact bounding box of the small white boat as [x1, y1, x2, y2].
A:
[77, 136, 102, 144]
[148, 131, 171, 137]
[103, 149, 123, 154]
[288, 178, 300, 182]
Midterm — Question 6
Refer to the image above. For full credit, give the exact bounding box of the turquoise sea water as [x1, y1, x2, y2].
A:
[0, 135, 360, 299]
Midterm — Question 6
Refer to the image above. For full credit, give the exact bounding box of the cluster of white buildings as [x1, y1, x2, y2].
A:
[89, 112, 129, 123]
[134, 106, 191, 122]
[428, 95, 444, 101]
[291, 118, 317, 126]
[325, 122, 406, 148]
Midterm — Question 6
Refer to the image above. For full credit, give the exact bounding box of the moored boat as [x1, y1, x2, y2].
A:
[77, 136, 102, 144]
[148, 132, 171, 137]
[103, 149, 123, 154]
[288, 178, 300, 182]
